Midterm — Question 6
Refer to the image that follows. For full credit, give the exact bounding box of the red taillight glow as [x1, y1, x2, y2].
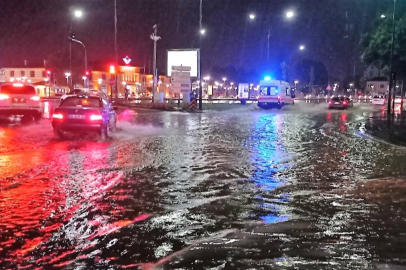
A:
[0, 94, 9, 100]
[343, 101, 348, 105]
[90, 114, 103, 121]
[52, 113, 63, 120]
[30, 96, 40, 101]
[329, 101, 332, 104]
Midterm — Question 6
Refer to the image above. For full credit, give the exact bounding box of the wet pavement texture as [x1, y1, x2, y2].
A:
[1, 103, 406, 269]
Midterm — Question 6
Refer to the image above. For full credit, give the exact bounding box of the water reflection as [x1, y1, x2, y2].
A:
[249, 113, 290, 224]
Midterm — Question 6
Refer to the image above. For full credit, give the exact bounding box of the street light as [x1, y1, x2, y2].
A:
[68, 37, 88, 86]
[69, 9, 84, 87]
[240, 13, 256, 67]
[286, 11, 295, 18]
[299, 45, 305, 50]
[200, 29, 206, 35]
[65, 72, 71, 86]
[381, 14, 386, 18]
[74, 10, 83, 18]
[387, 0, 396, 115]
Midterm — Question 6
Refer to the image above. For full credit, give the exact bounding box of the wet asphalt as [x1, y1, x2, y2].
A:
[1, 102, 406, 270]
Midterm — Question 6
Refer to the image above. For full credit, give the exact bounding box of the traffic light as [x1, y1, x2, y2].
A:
[109, 65, 115, 74]
[46, 70, 51, 76]
[70, 32, 76, 39]
[84, 70, 92, 80]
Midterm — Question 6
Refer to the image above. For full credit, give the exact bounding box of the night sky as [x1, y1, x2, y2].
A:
[0, 0, 387, 83]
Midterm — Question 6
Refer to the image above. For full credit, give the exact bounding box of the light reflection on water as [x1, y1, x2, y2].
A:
[1, 107, 406, 269]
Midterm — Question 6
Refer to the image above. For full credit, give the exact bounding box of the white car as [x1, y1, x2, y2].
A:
[371, 95, 385, 105]
[0, 83, 42, 121]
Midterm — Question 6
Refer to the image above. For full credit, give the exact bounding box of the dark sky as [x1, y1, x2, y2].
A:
[0, 0, 386, 82]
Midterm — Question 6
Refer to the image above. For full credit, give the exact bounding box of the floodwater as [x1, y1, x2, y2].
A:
[1, 103, 406, 269]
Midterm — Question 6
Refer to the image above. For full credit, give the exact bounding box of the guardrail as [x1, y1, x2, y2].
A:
[40, 96, 373, 104]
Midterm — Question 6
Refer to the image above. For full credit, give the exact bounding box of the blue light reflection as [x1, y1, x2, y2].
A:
[248, 114, 291, 224]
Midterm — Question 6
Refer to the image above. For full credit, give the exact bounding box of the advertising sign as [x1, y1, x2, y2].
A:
[167, 49, 199, 77]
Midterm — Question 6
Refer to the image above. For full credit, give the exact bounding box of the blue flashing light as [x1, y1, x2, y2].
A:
[264, 76, 271, 81]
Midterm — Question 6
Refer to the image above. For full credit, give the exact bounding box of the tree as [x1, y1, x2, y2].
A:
[361, 9, 406, 78]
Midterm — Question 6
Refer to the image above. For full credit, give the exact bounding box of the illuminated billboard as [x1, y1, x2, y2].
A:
[167, 49, 199, 77]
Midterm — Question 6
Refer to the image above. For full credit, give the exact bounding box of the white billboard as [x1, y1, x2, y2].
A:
[167, 49, 199, 77]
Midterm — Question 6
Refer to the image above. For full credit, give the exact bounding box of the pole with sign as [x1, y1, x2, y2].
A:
[171, 66, 191, 104]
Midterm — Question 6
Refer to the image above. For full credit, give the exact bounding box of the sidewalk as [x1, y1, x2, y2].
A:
[364, 113, 406, 146]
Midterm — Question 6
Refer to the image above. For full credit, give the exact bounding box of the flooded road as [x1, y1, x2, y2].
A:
[1, 104, 406, 269]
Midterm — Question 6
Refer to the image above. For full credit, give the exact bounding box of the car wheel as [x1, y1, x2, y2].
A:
[34, 113, 42, 123]
[53, 129, 64, 140]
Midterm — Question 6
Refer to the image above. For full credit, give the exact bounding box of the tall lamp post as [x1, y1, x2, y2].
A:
[68, 37, 88, 87]
[69, 9, 83, 88]
[240, 13, 255, 67]
[387, 0, 396, 115]
[198, 0, 203, 110]
[150, 25, 161, 102]
[266, 11, 295, 70]
[65, 72, 71, 86]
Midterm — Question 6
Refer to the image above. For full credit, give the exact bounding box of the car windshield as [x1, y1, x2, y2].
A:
[60, 97, 100, 107]
[0, 84, 36, 95]
[332, 97, 340, 101]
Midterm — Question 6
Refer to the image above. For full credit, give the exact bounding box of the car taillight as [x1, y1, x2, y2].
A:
[343, 101, 347, 105]
[329, 101, 332, 104]
[30, 96, 40, 101]
[0, 94, 9, 100]
[90, 114, 103, 121]
[52, 113, 64, 120]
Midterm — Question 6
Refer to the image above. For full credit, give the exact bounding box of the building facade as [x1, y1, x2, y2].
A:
[0, 67, 46, 84]
[90, 65, 171, 98]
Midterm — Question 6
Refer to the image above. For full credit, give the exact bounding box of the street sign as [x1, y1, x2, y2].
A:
[171, 66, 191, 94]
[172, 66, 191, 72]
[109, 79, 115, 85]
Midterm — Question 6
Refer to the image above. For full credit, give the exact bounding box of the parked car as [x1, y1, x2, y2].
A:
[371, 95, 385, 105]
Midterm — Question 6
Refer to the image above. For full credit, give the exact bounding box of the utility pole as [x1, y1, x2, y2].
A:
[151, 24, 161, 103]
[387, 0, 396, 115]
[198, 0, 203, 110]
[114, 0, 118, 98]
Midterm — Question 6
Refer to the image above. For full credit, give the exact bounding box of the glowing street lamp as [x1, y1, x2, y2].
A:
[200, 29, 206, 35]
[249, 13, 255, 20]
[65, 72, 71, 86]
[74, 10, 83, 18]
[299, 45, 305, 50]
[381, 14, 386, 18]
[286, 11, 294, 18]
